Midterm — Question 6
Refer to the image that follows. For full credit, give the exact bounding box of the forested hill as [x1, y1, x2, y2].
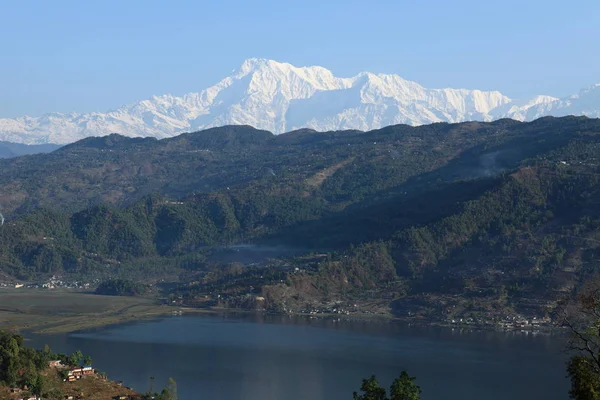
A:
[0, 117, 594, 217]
[0, 116, 599, 321]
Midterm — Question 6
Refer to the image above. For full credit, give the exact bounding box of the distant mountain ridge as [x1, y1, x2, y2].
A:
[0, 141, 60, 158]
[1, 58, 599, 144]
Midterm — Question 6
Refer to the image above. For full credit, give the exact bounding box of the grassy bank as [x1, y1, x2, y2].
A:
[0, 289, 193, 334]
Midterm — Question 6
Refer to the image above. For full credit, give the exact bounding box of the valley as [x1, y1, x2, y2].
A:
[0, 116, 598, 331]
[5, 4, 600, 399]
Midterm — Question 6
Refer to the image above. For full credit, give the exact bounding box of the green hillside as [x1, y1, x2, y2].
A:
[0, 116, 599, 322]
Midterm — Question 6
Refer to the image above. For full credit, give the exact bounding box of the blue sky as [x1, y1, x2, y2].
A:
[1, 0, 598, 118]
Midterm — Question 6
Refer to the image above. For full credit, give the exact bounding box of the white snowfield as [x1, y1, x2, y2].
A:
[1, 58, 599, 144]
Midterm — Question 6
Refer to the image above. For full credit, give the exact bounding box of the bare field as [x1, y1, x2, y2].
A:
[0, 289, 178, 334]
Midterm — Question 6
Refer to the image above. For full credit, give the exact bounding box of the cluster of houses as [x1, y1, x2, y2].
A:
[46, 360, 140, 399]
[11, 386, 89, 400]
[496, 315, 552, 329]
[10, 388, 41, 400]
[65, 366, 95, 382]
[445, 314, 553, 330]
[0, 275, 98, 290]
[48, 359, 96, 382]
[48, 360, 63, 368]
[40, 275, 92, 290]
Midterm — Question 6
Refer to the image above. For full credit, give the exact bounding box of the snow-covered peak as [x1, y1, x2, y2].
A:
[238, 57, 273, 74]
[569, 83, 600, 99]
[236, 58, 346, 90]
[491, 94, 559, 121]
[0, 58, 599, 144]
[530, 95, 560, 104]
[501, 84, 600, 121]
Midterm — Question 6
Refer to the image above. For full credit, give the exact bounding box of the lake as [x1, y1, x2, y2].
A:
[28, 314, 569, 400]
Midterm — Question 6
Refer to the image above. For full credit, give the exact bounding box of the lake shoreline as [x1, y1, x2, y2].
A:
[29, 306, 566, 337]
[0, 289, 563, 336]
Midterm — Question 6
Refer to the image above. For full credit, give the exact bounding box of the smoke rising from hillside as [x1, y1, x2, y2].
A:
[478, 151, 506, 177]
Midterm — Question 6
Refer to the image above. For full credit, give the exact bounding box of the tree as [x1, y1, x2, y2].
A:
[143, 377, 178, 400]
[95, 279, 148, 296]
[83, 355, 93, 366]
[353, 376, 387, 400]
[29, 374, 45, 396]
[390, 371, 421, 400]
[165, 377, 178, 400]
[353, 373, 421, 400]
[568, 356, 600, 400]
[563, 278, 600, 399]
[0, 331, 56, 390]
[68, 350, 83, 366]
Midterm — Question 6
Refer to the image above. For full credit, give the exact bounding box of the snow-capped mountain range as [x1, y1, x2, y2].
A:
[2, 58, 600, 144]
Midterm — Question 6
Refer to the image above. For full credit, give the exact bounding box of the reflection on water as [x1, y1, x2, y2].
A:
[28, 314, 569, 400]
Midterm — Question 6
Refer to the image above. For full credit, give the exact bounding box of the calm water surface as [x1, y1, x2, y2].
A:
[28, 315, 569, 400]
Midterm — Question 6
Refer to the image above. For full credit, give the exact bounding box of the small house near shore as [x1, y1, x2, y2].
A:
[65, 366, 95, 382]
